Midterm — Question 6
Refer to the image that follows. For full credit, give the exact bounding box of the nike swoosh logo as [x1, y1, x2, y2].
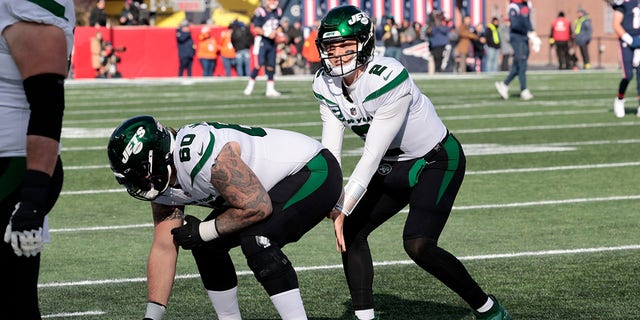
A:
[196, 144, 204, 156]
[383, 71, 393, 81]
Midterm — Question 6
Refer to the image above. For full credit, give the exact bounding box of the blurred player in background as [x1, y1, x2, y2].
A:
[1, 0, 75, 318]
[243, 0, 284, 97]
[611, 0, 640, 118]
[494, 0, 540, 101]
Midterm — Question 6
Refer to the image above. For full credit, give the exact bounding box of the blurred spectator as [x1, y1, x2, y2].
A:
[230, 20, 254, 76]
[574, 8, 592, 69]
[196, 26, 218, 77]
[302, 20, 321, 74]
[455, 16, 478, 73]
[550, 11, 572, 70]
[427, 10, 452, 72]
[288, 20, 305, 72]
[499, 16, 513, 71]
[382, 16, 403, 61]
[484, 17, 501, 72]
[89, 0, 107, 27]
[176, 20, 195, 77]
[401, 20, 416, 44]
[219, 27, 236, 77]
[119, 0, 140, 25]
[472, 23, 486, 72]
[101, 41, 124, 78]
[90, 31, 104, 77]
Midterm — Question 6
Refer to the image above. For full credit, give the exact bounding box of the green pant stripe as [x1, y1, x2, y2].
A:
[437, 137, 460, 205]
[283, 153, 328, 210]
[27, 0, 68, 21]
[0, 158, 26, 201]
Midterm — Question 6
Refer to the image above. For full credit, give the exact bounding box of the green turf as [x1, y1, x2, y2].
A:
[38, 71, 640, 319]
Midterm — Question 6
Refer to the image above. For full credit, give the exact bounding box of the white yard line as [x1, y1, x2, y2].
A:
[39, 244, 640, 289]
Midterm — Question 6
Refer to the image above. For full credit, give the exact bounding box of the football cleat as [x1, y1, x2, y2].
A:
[520, 89, 533, 100]
[266, 89, 281, 97]
[474, 295, 511, 320]
[243, 80, 255, 96]
[495, 81, 509, 100]
[614, 98, 625, 118]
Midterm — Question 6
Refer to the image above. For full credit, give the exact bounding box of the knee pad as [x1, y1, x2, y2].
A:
[242, 236, 298, 295]
[244, 237, 291, 282]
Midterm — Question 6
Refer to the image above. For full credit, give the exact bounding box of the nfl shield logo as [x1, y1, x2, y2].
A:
[350, 107, 357, 116]
[377, 163, 392, 175]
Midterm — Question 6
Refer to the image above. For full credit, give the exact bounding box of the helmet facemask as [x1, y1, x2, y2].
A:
[108, 116, 175, 201]
[318, 39, 366, 76]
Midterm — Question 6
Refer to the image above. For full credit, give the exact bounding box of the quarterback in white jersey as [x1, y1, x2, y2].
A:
[1, 0, 75, 318]
[313, 5, 510, 320]
[108, 116, 342, 320]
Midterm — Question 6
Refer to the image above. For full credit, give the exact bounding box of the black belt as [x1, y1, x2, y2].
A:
[384, 131, 450, 158]
[423, 131, 450, 160]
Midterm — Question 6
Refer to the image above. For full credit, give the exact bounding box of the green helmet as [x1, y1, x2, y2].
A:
[316, 5, 375, 76]
[107, 115, 174, 201]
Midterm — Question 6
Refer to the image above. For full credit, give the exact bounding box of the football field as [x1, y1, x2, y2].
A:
[40, 70, 640, 319]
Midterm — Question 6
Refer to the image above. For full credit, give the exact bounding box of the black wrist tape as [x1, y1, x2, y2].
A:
[23, 73, 66, 142]
[21, 169, 52, 212]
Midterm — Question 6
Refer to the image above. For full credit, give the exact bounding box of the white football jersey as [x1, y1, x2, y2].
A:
[153, 122, 324, 208]
[0, 0, 75, 157]
[313, 55, 447, 188]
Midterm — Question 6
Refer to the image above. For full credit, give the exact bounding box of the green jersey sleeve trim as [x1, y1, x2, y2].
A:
[28, 0, 68, 20]
[190, 131, 215, 187]
[313, 91, 338, 106]
[363, 68, 409, 103]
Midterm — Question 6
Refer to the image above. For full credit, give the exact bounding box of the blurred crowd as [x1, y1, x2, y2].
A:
[82, 1, 593, 77]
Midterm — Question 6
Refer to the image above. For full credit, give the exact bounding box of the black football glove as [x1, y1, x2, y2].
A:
[171, 215, 204, 250]
[3, 170, 50, 257]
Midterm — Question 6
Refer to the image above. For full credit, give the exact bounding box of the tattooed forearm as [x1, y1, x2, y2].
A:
[210, 142, 272, 234]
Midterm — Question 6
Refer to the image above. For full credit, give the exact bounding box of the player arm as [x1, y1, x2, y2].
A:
[337, 94, 412, 216]
[4, 22, 68, 176]
[146, 203, 184, 317]
[199, 141, 272, 239]
[613, 10, 629, 41]
[320, 105, 346, 166]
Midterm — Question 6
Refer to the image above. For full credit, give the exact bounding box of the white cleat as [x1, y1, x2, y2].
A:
[265, 89, 281, 97]
[520, 89, 534, 100]
[495, 81, 509, 100]
[243, 80, 255, 96]
[614, 98, 626, 118]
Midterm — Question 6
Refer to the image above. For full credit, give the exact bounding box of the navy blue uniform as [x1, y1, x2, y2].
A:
[614, 1, 640, 83]
[503, 1, 533, 91]
[251, 6, 281, 75]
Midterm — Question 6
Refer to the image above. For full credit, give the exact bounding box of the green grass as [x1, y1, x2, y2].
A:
[39, 70, 640, 319]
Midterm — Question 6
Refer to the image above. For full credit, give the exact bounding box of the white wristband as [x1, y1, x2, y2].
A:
[144, 302, 166, 320]
[199, 219, 220, 242]
[336, 180, 367, 216]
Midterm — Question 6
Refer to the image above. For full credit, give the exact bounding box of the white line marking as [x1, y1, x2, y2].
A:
[43, 310, 106, 318]
[38, 244, 640, 289]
